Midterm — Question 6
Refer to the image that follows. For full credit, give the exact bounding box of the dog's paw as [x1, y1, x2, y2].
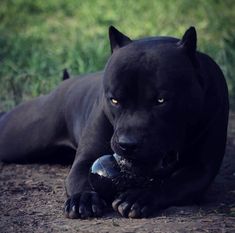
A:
[112, 189, 156, 218]
[64, 191, 106, 219]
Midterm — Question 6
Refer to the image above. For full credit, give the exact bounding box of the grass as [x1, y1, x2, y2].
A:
[0, 0, 235, 110]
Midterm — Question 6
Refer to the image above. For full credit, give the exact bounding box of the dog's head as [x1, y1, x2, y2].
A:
[103, 26, 203, 166]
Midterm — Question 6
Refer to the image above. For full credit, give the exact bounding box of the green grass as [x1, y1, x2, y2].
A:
[0, 0, 235, 110]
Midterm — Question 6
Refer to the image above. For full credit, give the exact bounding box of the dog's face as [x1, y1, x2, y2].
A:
[103, 27, 203, 166]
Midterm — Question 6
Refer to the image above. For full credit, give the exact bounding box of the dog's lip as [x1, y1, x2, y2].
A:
[111, 142, 137, 159]
[113, 148, 138, 161]
[113, 150, 179, 167]
[113, 152, 137, 163]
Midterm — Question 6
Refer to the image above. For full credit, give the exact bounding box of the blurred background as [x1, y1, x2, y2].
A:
[0, 0, 234, 110]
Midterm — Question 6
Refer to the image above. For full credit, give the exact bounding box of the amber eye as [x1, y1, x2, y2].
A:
[110, 98, 119, 105]
[157, 98, 165, 104]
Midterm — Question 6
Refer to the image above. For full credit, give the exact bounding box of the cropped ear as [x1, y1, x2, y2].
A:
[109, 26, 132, 53]
[179, 26, 197, 52]
[178, 27, 198, 66]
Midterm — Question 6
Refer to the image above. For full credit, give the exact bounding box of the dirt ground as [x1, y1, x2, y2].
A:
[0, 113, 235, 233]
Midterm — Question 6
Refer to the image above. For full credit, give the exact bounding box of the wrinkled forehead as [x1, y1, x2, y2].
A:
[104, 43, 194, 92]
[107, 40, 193, 68]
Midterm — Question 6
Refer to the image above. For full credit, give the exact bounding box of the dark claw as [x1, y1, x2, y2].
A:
[92, 205, 99, 216]
[69, 205, 79, 219]
[112, 198, 123, 211]
[91, 193, 104, 217]
[64, 199, 70, 218]
[117, 202, 131, 217]
[79, 205, 90, 218]
[79, 192, 92, 218]
[64, 194, 80, 219]
[128, 203, 141, 218]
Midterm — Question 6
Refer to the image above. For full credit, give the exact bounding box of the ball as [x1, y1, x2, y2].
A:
[88, 154, 122, 201]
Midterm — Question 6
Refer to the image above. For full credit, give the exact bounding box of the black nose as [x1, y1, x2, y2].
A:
[118, 135, 139, 152]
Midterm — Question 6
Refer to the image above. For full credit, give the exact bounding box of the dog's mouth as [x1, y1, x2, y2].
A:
[113, 150, 180, 179]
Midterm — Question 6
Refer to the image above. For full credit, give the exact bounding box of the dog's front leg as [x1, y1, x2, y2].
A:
[64, 111, 113, 219]
[64, 158, 106, 219]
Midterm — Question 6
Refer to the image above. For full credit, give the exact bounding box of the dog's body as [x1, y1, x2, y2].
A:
[0, 27, 229, 218]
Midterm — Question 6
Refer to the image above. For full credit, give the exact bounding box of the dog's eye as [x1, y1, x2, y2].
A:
[157, 98, 165, 104]
[110, 98, 119, 106]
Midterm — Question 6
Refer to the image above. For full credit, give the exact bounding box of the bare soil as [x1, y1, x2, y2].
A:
[0, 113, 235, 233]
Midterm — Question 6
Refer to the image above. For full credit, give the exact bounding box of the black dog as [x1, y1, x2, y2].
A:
[0, 26, 229, 218]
